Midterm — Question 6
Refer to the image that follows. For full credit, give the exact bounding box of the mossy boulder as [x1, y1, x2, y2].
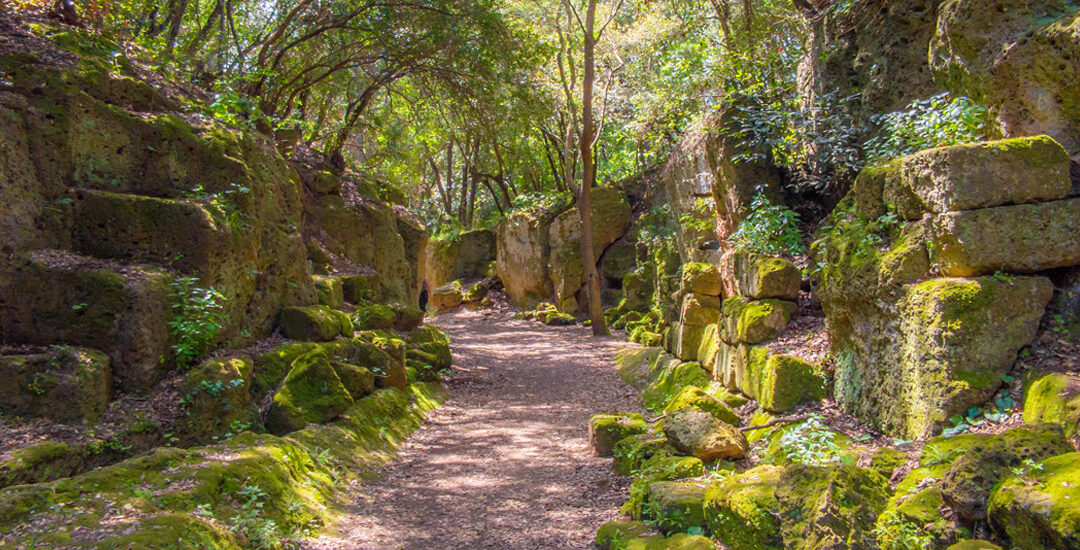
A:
[681, 263, 723, 296]
[776, 464, 892, 550]
[330, 361, 376, 400]
[312, 275, 344, 308]
[175, 356, 260, 444]
[613, 434, 678, 476]
[704, 464, 784, 550]
[591, 413, 649, 457]
[391, 303, 425, 332]
[543, 311, 576, 326]
[351, 303, 396, 330]
[596, 520, 652, 549]
[640, 360, 711, 412]
[988, 451, 1080, 549]
[430, 280, 464, 311]
[703, 380, 749, 409]
[463, 281, 488, 303]
[662, 407, 748, 461]
[719, 297, 797, 345]
[757, 355, 826, 413]
[278, 305, 353, 341]
[0, 346, 111, 423]
[266, 351, 354, 434]
[623, 454, 706, 519]
[726, 251, 801, 300]
[645, 481, 708, 534]
[947, 541, 1002, 550]
[354, 331, 409, 391]
[424, 229, 496, 289]
[941, 423, 1071, 522]
[1023, 372, 1080, 441]
[616, 347, 666, 389]
[664, 386, 739, 426]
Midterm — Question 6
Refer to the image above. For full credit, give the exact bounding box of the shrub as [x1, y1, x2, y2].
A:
[865, 93, 987, 163]
[168, 276, 227, 370]
[728, 190, 804, 256]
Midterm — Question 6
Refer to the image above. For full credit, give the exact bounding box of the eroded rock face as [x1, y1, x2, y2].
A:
[816, 138, 1069, 438]
[662, 406, 748, 461]
[776, 464, 891, 550]
[0, 346, 111, 423]
[989, 451, 1080, 548]
[425, 229, 496, 288]
[930, 0, 1080, 155]
[547, 187, 632, 312]
[496, 211, 557, 307]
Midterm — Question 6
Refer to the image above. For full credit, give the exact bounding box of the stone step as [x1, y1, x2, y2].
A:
[0, 249, 172, 391]
[0, 346, 112, 423]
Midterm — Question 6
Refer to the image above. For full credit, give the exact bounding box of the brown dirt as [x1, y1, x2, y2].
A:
[303, 304, 641, 550]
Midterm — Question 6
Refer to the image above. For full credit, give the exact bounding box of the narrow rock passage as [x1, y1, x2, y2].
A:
[305, 305, 641, 549]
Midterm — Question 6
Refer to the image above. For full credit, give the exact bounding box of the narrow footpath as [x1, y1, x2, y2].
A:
[304, 304, 642, 549]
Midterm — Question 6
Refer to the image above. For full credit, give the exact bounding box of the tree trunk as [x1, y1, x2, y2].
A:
[579, 0, 609, 336]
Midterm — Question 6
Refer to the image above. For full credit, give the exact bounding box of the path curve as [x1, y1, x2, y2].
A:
[305, 304, 641, 549]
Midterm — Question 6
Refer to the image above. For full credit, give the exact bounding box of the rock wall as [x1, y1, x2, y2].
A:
[0, 28, 425, 391]
[425, 229, 496, 288]
[815, 136, 1075, 438]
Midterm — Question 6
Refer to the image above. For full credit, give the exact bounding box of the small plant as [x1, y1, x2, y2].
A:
[872, 509, 935, 550]
[229, 483, 282, 550]
[1011, 458, 1046, 486]
[776, 414, 841, 465]
[865, 93, 987, 163]
[678, 197, 718, 236]
[167, 277, 227, 370]
[728, 189, 804, 256]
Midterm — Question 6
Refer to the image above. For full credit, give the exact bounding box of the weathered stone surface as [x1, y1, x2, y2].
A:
[429, 281, 463, 311]
[695, 324, 720, 373]
[645, 481, 708, 534]
[425, 229, 496, 289]
[351, 303, 395, 330]
[719, 297, 797, 345]
[725, 251, 800, 301]
[312, 275, 344, 308]
[662, 407, 748, 461]
[664, 386, 739, 426]
[600, 240, 638, 287]
[0, 249, 171, 391]
[681, 263, 723, 297]
[341, 273, 377, 304]
[942, 423, 1071, 523]
[776, 464, 891, 550]
[0, 347, 111, 423]
[547, 187, 632, 312]
[266, 350, 354, 434]
[929, 199, 1080, 277]
[278, 306, 353, 341]
[174, 356, 260, 444]
[704, 465, 784, 550]
[496, 211, 557, 307]
[1024, 372, 1080, 441]
[757, 355, 826, 413]
[931, 0, 1080, 154]
[330, 361, 376, 401]
[900, 136, 1071, 212]
[590, 413, 648, 457]
[989, 451, 1080, 549]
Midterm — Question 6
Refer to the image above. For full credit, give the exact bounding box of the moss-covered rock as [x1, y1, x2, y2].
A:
[0, 346, 111, 423]
[681, 263, 722, 297]
[929, 199, 1080, 277]
[947, 541, 1002, 550]
[662, 407, 748, 461]
[266, 351, 354, 434]
[719, 297, 797, 345]
[988, 451, 1080, 549]
[704, 465, 784, 550]
[175, 356, 260, 444]
[351, 303, 396, 330]
[430, 280, 464, 311]
[279, 305, 353, 341]
[757, 355, 826, 413]
[547, 187, 632, 312]
[703, 380, 749, 409]
[622, 454, 706, 519]
[312, 275, 344, 308]
[664, 386, 739, 426]
[616, 347, 666, 389]
[341, 273, 377, 304]
[640, 360, 711, 412]
[0, 249, 172, 391]
[542, 311, 576, 326]
[776, 464, 892, 550]
[613, 434, 678, 476]
[463, 281, 488, 303]
[596, 520, 652, 550]
[591, 413, 649, 457]
[941, 423, 1071, 522]
[645, 481, 708, 534]
[1023, 372, 1080, 441]
[330, 361, 376, 401]
[726, 251, 801, 301]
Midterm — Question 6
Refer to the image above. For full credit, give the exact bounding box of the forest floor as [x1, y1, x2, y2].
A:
[303, 301, 641, 549]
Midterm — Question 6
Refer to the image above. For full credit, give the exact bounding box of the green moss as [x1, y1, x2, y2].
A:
[331, 361, 376, 400]
[597, 520, 652, 549]
[989, 452, 1080, 549]
[341, 274, 376, 304]
[704, 465, 784, 550]
[175, 356, 261, 444]
[681, 263, 722, 296]
[266, 351, 354, 434]
[279, 306, 353, 341]
[757, 355, 826, 413]
[543, 311, 576, 326]
[776, 464, 891, 550]
[251, 342, 322, 398]
[664, 386, 739, 426]
[1023, 372, 1080, 439]
[312, 275, 344, 308]
[720, 297, 798, 345]
[640, 361, 710, 412]
[644, 481, 708, 534]
[352, 303, 396, 330]
[622, 454, 706, 519]
[869, 447, 908, 480]
[591, 413, 649, 457]
[613, 434, 678, 476]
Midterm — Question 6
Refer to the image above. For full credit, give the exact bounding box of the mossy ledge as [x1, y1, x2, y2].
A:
[0, 382, 446, 548]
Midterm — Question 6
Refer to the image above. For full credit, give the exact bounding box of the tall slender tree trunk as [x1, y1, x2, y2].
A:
[579, 0, 609, 336]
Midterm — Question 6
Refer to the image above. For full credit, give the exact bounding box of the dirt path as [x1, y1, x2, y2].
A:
[304, 304, 641, 549]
